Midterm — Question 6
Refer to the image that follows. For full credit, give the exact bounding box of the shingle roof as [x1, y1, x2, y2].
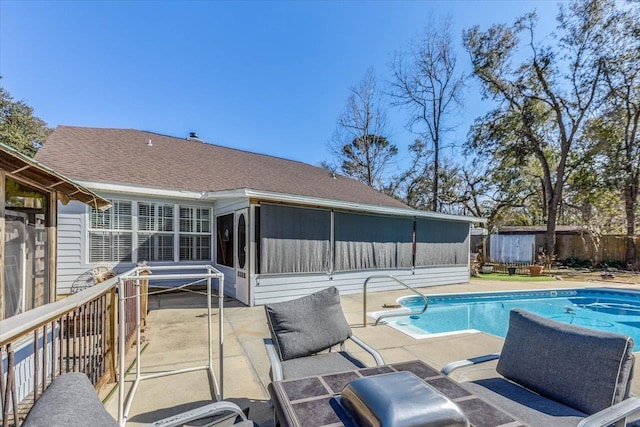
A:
[35, 126, 409, 209]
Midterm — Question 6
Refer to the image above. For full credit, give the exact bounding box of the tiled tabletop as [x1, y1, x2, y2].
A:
[269, 360, 526, 427]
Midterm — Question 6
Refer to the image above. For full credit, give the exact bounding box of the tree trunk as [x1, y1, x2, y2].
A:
[545, 184, 563, 258]
[432, 142, 439, 212]
[624, 186, 638, 266]
[545, 205, 557, 258]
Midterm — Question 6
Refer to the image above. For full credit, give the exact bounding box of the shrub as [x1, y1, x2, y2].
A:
[595, 260, 627, 270]
[559, 257, 592, 269]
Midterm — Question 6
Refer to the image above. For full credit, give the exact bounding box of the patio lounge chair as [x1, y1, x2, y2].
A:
[442, 309, 640, 427]
[263, 286, 384, 381]
[22, 372, 255, 427]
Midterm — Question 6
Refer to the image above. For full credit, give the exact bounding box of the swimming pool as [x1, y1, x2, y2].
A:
[379, 288, 640, 351]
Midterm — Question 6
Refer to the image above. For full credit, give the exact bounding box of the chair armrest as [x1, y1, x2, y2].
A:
[264, 338, 284, 381]
[441, 353, 501, 376]
[576, 397, 640, 427]
[147, 400, 248, 427]
[349, 335, 385, 366]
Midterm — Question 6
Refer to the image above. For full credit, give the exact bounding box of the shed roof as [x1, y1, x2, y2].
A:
[498, 225, 589, 234]
[1, 142, 110, 210]
[36, 126, 409, 209]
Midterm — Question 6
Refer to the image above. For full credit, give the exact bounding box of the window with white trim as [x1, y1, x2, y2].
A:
[88, 201, 213, 264]
[89, 200, 133, 262]
[179, 207, 211, 261]
[137, 203, 174, 261]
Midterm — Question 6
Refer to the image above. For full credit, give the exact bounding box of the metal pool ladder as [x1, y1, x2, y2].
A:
[362, 275, 429, 326]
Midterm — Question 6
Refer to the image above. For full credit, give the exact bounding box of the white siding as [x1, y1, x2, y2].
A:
[57, 201, 137, 294]
[212, 198, 249, 215]
[57, 201, 91, 294]
[253, 265, 470, 305]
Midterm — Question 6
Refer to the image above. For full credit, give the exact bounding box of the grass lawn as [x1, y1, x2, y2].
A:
[473, 273, 556, 282]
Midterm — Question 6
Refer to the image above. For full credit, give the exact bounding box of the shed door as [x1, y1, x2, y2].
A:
[234, 209, 249, 305]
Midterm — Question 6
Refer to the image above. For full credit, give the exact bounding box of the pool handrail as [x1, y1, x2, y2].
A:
[362, 275, 429, 327]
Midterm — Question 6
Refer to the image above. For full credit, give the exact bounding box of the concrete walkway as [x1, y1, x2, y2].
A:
[102, 278, 640, 426]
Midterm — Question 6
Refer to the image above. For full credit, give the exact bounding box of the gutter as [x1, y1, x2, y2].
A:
[73, 181, 487, 224]
[203, 189, 487, 223]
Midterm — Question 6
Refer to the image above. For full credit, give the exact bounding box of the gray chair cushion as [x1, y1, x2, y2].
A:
[462, 378, 586, 427]
[280, 351, 365, 380]
[265, 286, 352, 361]
[23, 372, 119, 427]
[497, 309, 635, 415]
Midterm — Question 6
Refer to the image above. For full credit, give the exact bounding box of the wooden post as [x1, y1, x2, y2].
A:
[140, 271, 149, 328]
[106, 288, 118, 382]
[136, 263, 150, 328]
[48, 193, 58, 305]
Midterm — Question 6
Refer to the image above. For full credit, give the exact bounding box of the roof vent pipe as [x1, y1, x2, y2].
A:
[187, 132, 202, 141]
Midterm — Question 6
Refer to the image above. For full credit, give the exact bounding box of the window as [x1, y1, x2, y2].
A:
[216, 214, 234, 267]
[137, 203, 174, 262]
[88, 201, 212, 263]
[138, 234, 174, 262]
[180, 207, 210, 233]
[180, 235, 211, 261]
[89, 201, 133, 262]
[91, 200, 132, 230]
[138, 203, 173, 232]
[179, 207, 212, 261]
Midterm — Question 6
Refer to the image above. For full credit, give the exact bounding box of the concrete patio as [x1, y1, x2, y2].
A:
[101, 278, 640, 426]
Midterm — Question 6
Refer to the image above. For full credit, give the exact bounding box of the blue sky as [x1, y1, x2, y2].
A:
[1, 1, 559, 170]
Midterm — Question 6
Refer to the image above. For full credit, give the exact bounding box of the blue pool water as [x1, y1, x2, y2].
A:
[392, 288, 640, 351]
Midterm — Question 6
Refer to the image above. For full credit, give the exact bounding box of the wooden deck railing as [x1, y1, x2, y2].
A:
[0, 270, 146, 427]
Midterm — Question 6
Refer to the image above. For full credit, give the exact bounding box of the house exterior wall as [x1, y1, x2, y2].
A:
[252, 265, 470, 305]
[57, 200, 99, 295]
[56, 193, 218, 295]
[57, 193, 473, 304]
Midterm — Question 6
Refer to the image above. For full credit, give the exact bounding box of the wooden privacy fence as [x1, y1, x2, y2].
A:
[0, 271, 146, 427]
[556, 235, 639, 264]
[481, 234, 640, 265]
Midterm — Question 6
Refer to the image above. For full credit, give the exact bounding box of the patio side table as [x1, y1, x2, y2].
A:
[269, 360, 527, 427]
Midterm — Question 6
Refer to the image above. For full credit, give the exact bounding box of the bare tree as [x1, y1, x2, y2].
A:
[329, 68, 397, 190]
[457, 160, 491, 218]
[464, 1, 609, 257]
[390, 14, 465, 212]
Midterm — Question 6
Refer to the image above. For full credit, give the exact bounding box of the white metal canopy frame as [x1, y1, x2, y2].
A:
[117, 265, 225, 426]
